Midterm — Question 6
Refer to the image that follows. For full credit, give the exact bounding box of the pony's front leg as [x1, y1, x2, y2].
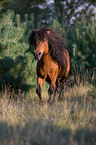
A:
[36, 77, 45, 104]
[47, 77, 57, 104]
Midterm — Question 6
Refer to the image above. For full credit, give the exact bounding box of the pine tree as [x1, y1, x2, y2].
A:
[0, 10, 36, 92]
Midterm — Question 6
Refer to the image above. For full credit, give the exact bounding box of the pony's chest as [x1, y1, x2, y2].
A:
[37, 59, 58, 77]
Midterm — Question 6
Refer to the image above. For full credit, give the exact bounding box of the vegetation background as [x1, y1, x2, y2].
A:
[0, 0, 96, 144]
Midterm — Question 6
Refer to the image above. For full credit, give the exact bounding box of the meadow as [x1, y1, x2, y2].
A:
[0, 77, 96, 145]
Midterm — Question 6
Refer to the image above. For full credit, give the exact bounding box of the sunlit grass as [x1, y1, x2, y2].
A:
[0, 81, 96, 145]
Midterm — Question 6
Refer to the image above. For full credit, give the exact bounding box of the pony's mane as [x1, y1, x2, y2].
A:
[29, 25, 68, 69]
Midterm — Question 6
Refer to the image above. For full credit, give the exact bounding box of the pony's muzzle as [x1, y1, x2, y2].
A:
[33, 51, 42, 60]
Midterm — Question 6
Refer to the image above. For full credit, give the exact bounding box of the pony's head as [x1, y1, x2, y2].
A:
[29, 27, 50, 60]
[29, 25, 68, 68]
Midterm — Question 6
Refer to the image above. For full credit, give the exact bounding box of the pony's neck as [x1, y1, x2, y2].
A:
[42, 53, 52, 64]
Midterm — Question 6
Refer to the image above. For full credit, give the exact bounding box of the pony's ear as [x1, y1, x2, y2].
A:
[47, 31, 51, 34]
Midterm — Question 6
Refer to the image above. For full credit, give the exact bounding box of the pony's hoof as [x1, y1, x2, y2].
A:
[39, 100, 43, 106]
[52, 97, 55, 103]
[47, 98, 51, 104]
[47, 98, 55, 105]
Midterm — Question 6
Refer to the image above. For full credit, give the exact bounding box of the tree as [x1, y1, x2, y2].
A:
[1, 0, 46, 16]
[1, 0, 47, 27]
[54, 0, 96, 26]
[1, 0, 95, 27]
[0, 10, 36, 92]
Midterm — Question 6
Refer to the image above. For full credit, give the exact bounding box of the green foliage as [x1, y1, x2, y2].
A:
[67, 17, 96, 73]
[0, 10, 36, 92]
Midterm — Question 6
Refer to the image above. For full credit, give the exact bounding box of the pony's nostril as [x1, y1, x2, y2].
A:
[33, 51, 42, 60]
[39, 52, 41, 55]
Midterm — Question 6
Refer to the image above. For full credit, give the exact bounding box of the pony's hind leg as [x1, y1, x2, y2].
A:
[58, 83, 64, 101]
[58, 76, 67, 101]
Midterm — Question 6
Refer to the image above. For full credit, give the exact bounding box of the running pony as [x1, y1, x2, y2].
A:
[29, 25, 70, 104]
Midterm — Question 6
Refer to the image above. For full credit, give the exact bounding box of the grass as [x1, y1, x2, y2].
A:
[0, 81, 96, 145]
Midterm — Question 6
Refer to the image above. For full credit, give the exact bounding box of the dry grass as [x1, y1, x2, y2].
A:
[0, 81, 96, 145]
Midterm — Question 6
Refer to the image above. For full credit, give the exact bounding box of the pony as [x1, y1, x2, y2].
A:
[29, 25, 70, 104]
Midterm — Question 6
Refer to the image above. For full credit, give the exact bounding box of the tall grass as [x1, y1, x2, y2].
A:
[0, 77, 96, 145]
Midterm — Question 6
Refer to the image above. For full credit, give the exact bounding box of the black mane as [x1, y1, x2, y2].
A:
[29, 25, 68, 69]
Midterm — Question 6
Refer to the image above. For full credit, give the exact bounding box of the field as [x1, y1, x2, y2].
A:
[0, 80, 96, 145]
